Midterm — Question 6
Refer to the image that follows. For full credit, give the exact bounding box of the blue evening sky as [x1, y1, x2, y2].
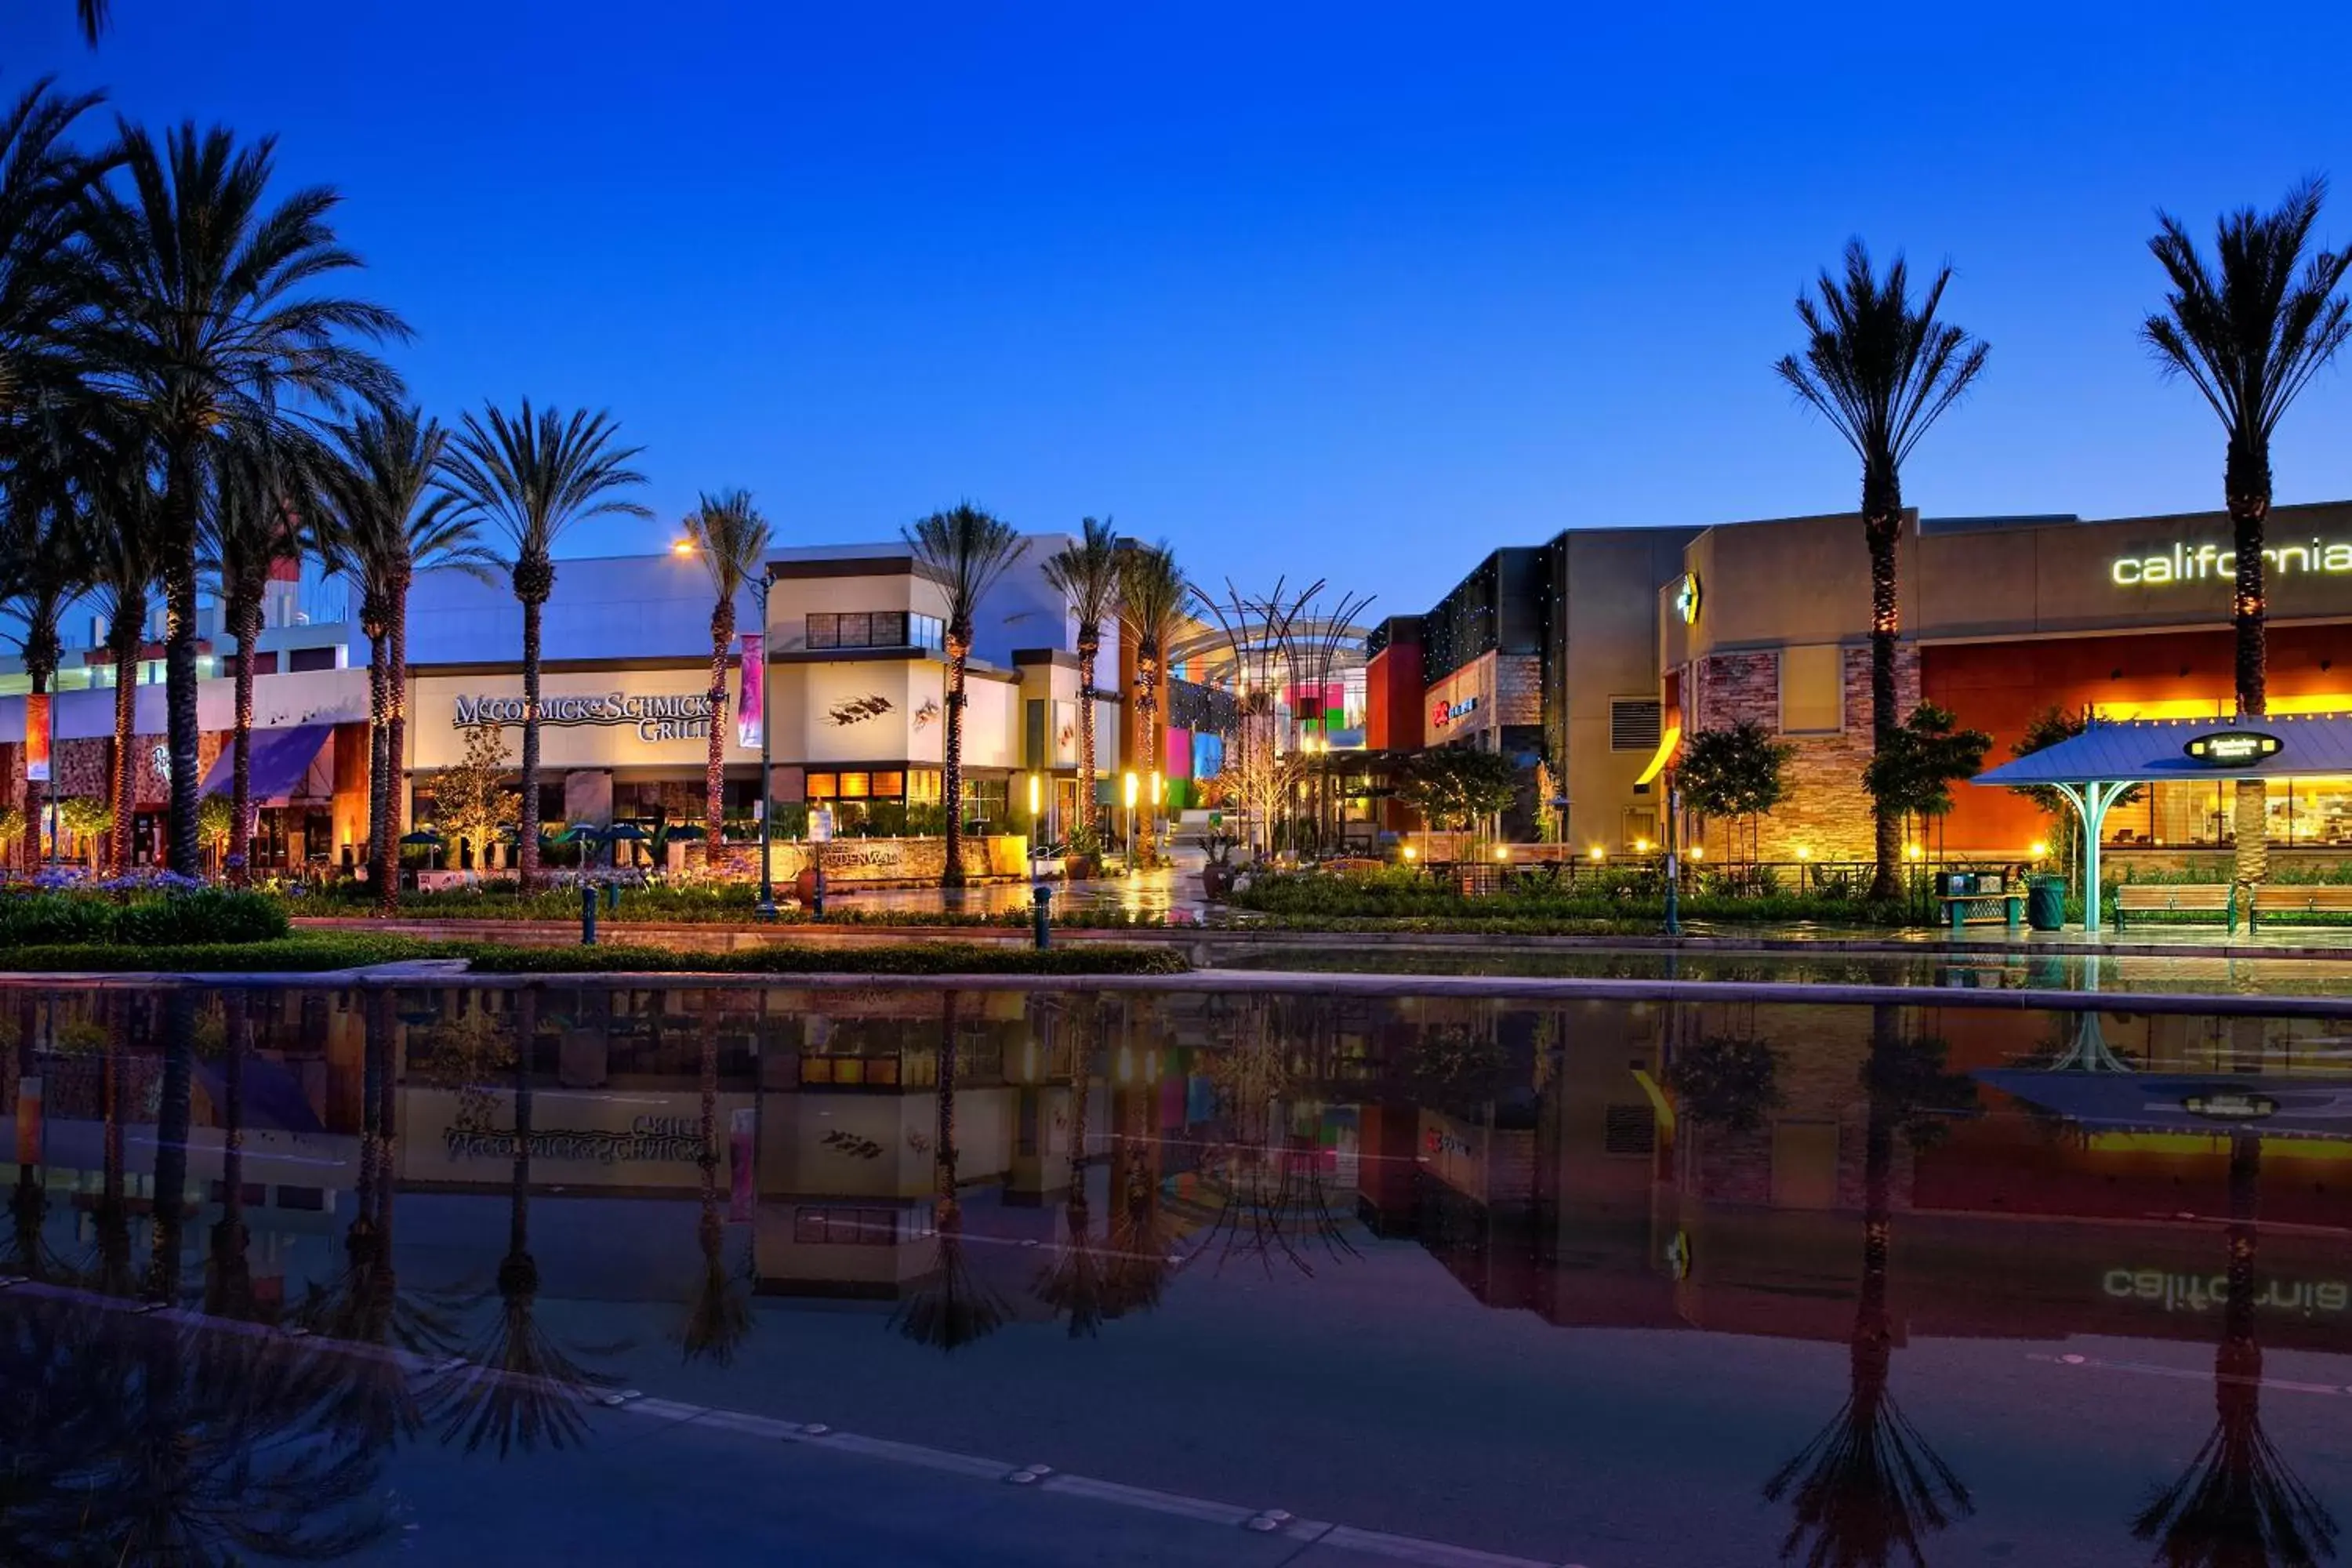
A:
[9, 2, 2352, 615]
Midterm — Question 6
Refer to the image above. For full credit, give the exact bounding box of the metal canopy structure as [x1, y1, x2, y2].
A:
[1973, 713, 2352, 932]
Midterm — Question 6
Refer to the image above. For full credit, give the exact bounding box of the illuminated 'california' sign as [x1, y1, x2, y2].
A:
[2112, 537, 2352, 586]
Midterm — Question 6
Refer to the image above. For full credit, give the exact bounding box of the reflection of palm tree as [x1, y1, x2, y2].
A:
[2132, 1130, 2339, 1566]
[89, 994, 137, 1298]
[1036, 1001, 1105, 1336]
[202, 990, 263, 1322]
[141, 989, 198, 1305]
[894, 990, 1007, 1351]
[1765, 1019, 1977, 1566]
[1102, 1001, 1173, 1318]
[681, 1000, 753, 1364]
[431, 985, 616, 1453]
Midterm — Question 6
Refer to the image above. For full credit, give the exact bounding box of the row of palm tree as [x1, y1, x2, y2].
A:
[1783, 180, 2350, 898]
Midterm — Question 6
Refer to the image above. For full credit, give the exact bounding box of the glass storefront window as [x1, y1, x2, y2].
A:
[838, 772, 871, 799]
[907, 769, 942, 804]
[2102, 777, 2352, 848]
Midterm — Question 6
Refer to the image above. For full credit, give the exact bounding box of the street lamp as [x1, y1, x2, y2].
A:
[1123, 770, 1139, 866]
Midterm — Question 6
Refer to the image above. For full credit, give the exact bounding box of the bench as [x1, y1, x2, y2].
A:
[2249, 884, 2352, 931]
[1938, 891, 2023, 933]
[2114, 883, 2237, 932]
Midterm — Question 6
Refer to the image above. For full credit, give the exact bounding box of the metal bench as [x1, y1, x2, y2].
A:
[1938, 891, 2023, 934]
[2248, 884, 2352, 931]
[2113, 883, 2237, 933]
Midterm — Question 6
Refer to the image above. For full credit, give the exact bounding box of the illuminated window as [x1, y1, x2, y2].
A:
[871, 771, 905, 797]
[1778, 645, 1844, 735]
[906, 770, 942, 804]
[838, 771, 871, 799]
[805, 772, 838, 800]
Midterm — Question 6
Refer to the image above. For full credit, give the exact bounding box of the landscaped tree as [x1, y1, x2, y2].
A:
[1862, 702, 1992, 861]
[1039, 517, 1123, 853]
[431, 724, 520, 873]
[1398, 746, 1519, 836]
[84, 424, 163, 877]
[680, 488, 771, 864]
[201, 432, 313, 884]
[1115, 541, 1187, 867]
[904, 504, 1025, 889]
[324, 406, 495, 909]
[81, 122, 405, 877]
[1676, 720, 1792, 862]
[439, 402, 649, 889]
[1777, 242, 1989, 899]
[2144, 180, 2352, 891]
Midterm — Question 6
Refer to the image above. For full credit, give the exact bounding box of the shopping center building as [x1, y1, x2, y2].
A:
[1379, 499, 2352, 862]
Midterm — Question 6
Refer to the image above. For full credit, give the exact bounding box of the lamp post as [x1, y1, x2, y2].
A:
[1123, 769, 1138, 867]
[754, 565, 777, 920]
[1663, 775, 1681, 938]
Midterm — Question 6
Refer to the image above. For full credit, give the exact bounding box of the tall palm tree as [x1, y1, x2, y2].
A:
[903, 504, 1025, 890]
[79, 121, 405, 877]
[2, 474, 90, 870]
[438, 402, 649, 889]
[201, 430, 314, 884]
[1776, 242, 1989, 900]
[1040, 517, 1123, 851]
[681, 999, 752, 1364]
[324, 407, 495, 909]
[1116, 541, 1186, 869]
[893, 989, 1008, 1351]
[2144, 180, 2352, 893]
[680, 488, 771, 863]
[85, 441, 162, 877]
[0, 78, 111, 424]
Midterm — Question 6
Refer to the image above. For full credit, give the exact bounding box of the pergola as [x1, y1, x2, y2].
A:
[1973, 713, 2352, 932]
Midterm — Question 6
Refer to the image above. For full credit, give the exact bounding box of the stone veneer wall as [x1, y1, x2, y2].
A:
[1686, 644, 1918, 862]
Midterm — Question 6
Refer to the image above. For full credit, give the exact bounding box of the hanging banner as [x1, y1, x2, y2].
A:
[736, 633, 764, 749]
[24, 691, 49, 782]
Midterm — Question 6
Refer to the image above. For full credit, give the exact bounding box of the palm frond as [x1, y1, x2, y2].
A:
[902, 502, 1025, 642]
[1777, 239, 1989, 479]
[438, 400, 652, 568]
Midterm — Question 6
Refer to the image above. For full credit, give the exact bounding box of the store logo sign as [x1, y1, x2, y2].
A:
[1672, 572, 1701, 626]
[1430, 695, 1479, 730]
[2183, 729, 2281, 766]
[452, 691, 712, 743]
[2111, 537, 2352, 587]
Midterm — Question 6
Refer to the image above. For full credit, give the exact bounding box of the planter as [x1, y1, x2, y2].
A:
[1200, 863, 1236, 900]
[1062, 854, 1102, 881]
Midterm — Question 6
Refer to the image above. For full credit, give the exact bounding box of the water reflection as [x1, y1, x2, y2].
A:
[0, 982, 2345, 1563]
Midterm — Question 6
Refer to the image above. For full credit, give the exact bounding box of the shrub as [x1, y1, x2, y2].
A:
[0, 887, 289, 949]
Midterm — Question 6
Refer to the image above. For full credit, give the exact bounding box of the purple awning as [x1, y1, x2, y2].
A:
[198, 724, 336, 802]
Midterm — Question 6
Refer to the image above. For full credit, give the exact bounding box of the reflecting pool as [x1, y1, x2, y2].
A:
[2, 981, 2347, 1566]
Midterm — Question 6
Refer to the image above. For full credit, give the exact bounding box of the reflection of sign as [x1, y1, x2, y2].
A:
[2183, 730, 2281, 766]
[2180, 1090, 2278, 1121]
[2112, 537, 2352, 586]
[1430, 695, 1479, 730]
[1664, 1229, 1692, 1281]
[1672, 572, 1701, 626]
[441, 1114, 706, 1165]
[452, 691, 711, 743]
[826, 695, 894, 727]
[2102, 1269, 2348, 1314]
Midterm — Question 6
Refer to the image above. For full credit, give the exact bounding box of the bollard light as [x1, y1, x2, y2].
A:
[1123, 771, 1138, 808]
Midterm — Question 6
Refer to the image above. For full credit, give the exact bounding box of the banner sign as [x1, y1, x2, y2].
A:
[24, 691, 48, 782]
[737, 633, 764, 748]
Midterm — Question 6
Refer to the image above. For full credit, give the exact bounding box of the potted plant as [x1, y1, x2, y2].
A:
[1199, 830, 1241, 899]
[1061, 823, 1103, 881]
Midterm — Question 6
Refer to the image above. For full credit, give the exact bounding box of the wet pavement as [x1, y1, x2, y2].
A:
[3, 980, 2347, 1566]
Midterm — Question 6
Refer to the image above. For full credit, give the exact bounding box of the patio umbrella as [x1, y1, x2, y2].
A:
[399, 828, 445, 870]
[602, 821, 650, 869]
[665, 824, 706, 840]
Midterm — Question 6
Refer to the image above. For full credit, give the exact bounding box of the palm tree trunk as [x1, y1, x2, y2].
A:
[704, 601, 734, 866]
[162, 447, 203, 879]
[109, 602, 140, 877]
[1076, 626, 1099, 846]
[364, 616, 389, 877]
[518, 586, 546, 890]
[942, 635, 968, 890]
[1863, 474, 1904, 902]
[377, 586, 409, 916]
[2227, 441, 2270, 891]
[229, 591, 260, 884]
[144, 989, 196, 1304]
[1135, 647, 1161, 866]
[936, 989, 961, 1218]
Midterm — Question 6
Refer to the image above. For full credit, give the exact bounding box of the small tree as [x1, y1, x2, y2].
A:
[1678, 721, 1792, 862]
[196, 794, 234, 867]
[1864, 703, 1992, 858]
[56, 796, 110, 869]
[2008, 707, 2138, 895]
[434, 724, 521, 873]
[1399, 748, 1519, 836]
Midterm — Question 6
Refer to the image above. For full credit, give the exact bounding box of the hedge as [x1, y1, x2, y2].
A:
[0, 889, 289, 948]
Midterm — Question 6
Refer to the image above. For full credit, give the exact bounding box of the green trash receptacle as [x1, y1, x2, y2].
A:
[2027, 875, 2066, 932]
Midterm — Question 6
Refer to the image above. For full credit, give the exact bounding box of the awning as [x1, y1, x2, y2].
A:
[198, 724, 336, 802]
[1633, 721, 1682, 789]
[1975, 1070, 2352, 1142]
[1973, 713, 2352, 786]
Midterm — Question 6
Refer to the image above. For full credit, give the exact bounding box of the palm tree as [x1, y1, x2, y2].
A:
[681, 999, 752, 1364]
[0, 78, 110, 424]
[201, 431, 314, 884]
[2, 474, 90, 870]
[1116, 541, 1186, 868]
[1040, 517, 1123, 853]
[680, 488, 771, 864]
[2144, 180, 2352, 893]
[438, 402, 650, 889]
[893, 990, 1009, 1351]
[79, 121, 405, 877]
[324, 407, 496, 909]
[903, 504, 1025, 890]
[1776, 242, 1989, 900]
[85, 439, 162, 877]
[1035, 1000, 1105, 1336]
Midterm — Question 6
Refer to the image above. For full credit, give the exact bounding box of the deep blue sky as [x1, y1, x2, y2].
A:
[11, 2, 2352, 615]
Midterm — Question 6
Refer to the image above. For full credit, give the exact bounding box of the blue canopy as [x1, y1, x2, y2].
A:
[1974, 713, 2352, 786]
[197, 724, 336, 802]
[1976, 1070, 2352, 1141]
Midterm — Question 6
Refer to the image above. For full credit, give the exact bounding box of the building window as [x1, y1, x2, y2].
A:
[1609, 699, 1662, 753]
[805, 612, 941, 652]
[1778, 644, 1844, 735]
[906, 769, 942, 804]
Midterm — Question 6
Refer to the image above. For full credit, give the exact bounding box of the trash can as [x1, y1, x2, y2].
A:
[2027, 874, 2066, 932]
